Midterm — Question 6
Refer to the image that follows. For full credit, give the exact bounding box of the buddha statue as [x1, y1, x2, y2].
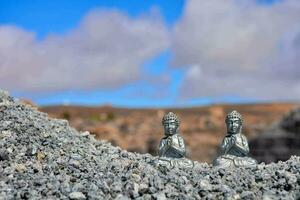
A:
[213, 110, 257, 168]
[155, 112, 194, 168]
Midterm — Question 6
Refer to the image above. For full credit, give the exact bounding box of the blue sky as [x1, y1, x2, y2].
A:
[0, 0, 299, 107]
[0, 0, 187, 107]
[0, 0, 184, 38]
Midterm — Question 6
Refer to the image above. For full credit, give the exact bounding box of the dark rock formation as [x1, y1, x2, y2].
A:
[250, 107, 300, 163]
[280, 107, 300, 134]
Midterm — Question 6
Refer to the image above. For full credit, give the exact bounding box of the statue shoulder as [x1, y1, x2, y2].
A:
[240, 134, 248, 141]
[173, 134, 184, 140]
[238, 134, 249, 145]
[172, 134, 185, 146]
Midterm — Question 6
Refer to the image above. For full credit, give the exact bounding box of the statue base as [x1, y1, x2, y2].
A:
[213, 154, 257, 168]
[154, 157, 195, 169]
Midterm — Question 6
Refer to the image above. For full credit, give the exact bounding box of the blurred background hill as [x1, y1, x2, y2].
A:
[38, 103, 300, 163]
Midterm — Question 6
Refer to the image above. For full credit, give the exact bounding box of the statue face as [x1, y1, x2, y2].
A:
[226, 117, 241, 134]
[164, 119, 178, 136]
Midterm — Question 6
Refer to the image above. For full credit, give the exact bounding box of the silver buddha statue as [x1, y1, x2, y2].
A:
[155, 112, 194, 168]
[213, 110, 257, 168]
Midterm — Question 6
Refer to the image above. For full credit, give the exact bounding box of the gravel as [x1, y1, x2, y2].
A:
[0, 90, 300, 199]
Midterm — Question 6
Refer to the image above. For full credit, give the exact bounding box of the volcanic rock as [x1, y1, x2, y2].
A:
[0, 90, 300, 199]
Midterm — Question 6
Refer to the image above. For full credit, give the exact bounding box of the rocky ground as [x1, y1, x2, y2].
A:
[1, 90, 300, 199]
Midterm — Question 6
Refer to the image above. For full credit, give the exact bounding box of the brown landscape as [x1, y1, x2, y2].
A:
[38, 103, 300, 163]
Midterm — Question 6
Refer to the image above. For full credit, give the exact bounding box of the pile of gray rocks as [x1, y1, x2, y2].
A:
[0, 90, 299, 199]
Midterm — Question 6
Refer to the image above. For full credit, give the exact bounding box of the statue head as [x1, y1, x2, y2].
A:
[225, 110, 243, 134]
[162, 112, 179, 136]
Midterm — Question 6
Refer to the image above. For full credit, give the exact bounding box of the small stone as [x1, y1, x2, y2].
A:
[60, 149, 65, 155]
[232, 194, 241, 200]
[154, 192, 166, 200]
[138, 183, 148, 194]
[241, 191, 254, 199]
[0, 150, 9, 161]
[199, 179, 212, 191]
[142, 194, 152, 200]
[32, 164, 42, 173]
[15, 164, 26, 173]
[70, 154, 82, 160]
[80, 131, 90, 136]
[112, 182, 122, 192]
[6, 148, 13, 153]
[0, 130, 12, 138]
[37, 152, 46, 161]
[70, 177, 77, 182]
[43, 132, 50, 138]
[115, 194, 130, 200]
[218, 168, 226, 176]
[131, 174, 141, 182]
[25, 146, 38, 156]
[131, 183, 139, 198]
[69, 160, 80, 168]
[69, 191, 86, 200]
[262, 194, 276, 200]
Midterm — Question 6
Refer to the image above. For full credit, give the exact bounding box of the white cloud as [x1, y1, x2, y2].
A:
[1, 1, 300, 104]
[0, 9, 170, 92]
[172, 0, 300, 101]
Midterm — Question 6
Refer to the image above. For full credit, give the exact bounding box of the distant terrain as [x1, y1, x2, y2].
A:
[39, 103, 300, 163]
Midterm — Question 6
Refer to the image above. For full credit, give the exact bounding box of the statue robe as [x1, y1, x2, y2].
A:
[214, 133, 257, 168]
[156, 134, 194, 168]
